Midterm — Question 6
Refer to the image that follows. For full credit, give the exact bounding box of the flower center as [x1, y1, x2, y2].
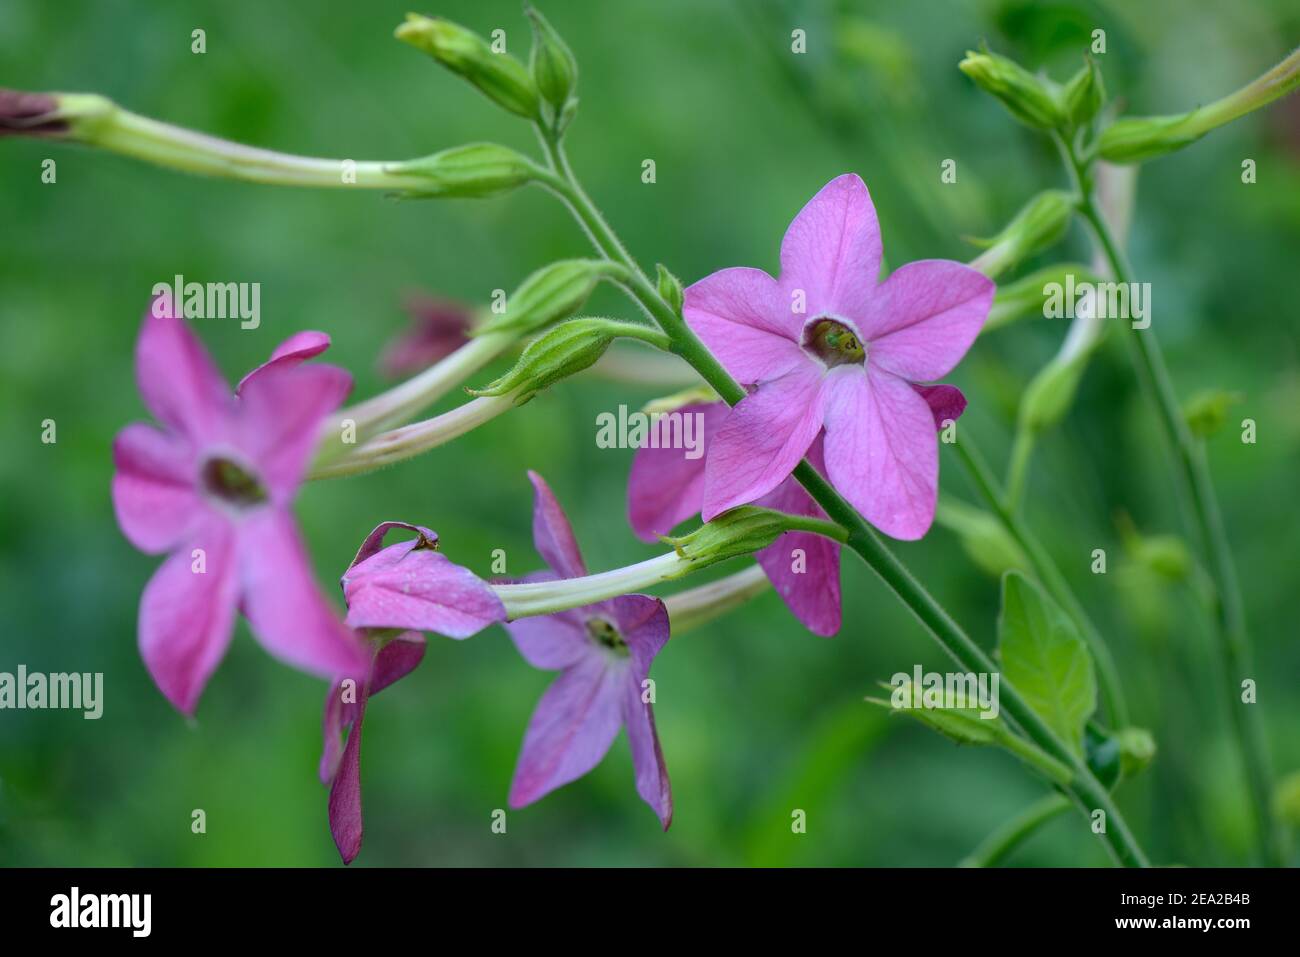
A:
[585, 616, 628, 654]
[199, 456, 267, 508]
[802, 317, 866, 368]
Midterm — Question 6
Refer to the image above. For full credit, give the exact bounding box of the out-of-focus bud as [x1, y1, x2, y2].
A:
[959, 49, 1064, 130]
[1275, 770, 1300, 828]
[1062, 57, 1105, 128]
[1116, 727, 1157, 779]
[969, 190, 1075, 278]
[1184, 388, 1243, 438]
[379, 295, 477, 379]
[934, 498, 1027, 577]
[525, 5, 577, 113]
[468, 317, 627, 403]
[1116, 512, 1192, 583]
[475, 259, 628, 338]
[391, 143, 541, 198]
[643, 384, 720, 416]
[1019, 352, 1087, 433]
[983, 263, 1101, 333]
[656, 263, 684, 316]
[663, 507, 797, 570]
[0, 89, 111, 139]
[395, 14, 539, 119]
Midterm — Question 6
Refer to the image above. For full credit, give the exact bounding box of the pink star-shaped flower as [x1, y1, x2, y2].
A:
[685, 174, 992, 540]
[112, 300, 369, 714]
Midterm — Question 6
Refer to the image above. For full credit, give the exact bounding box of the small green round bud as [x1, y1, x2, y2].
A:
[525, 5, 578, 113]
[396, 14, 539, 119]
[959, 49, 1065, 131]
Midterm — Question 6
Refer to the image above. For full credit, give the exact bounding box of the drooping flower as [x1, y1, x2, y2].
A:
[626, 390, 966, 635]
[377, 294, 474, 379]
[506, 472, 672, 828]
[325, 521, 505, 863]
[684, 174, 992, 539]
[111, 300, 369, 714]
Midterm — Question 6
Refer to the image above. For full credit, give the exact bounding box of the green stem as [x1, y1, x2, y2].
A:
[1077, 194, 1282, 866]
[1003, 426, 1036, 512]
[538, 128, 1148, 867]
[960, 794, 1071, 867]
[950, 437, 1129, 727]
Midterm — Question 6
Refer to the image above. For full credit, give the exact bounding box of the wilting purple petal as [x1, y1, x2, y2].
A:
[862, 259, 994, 381]
[912, 383, 967, 430]
[683, 267, 805, 383]
[621, 676, 672, 830]
[138, 515, 240, 715]
[626, 402, 726, 542]
[508, 652, 626, 809]
[526, 470, 587, 579]
[823, 365, 939, 540]
[778, 173, 883, 319]
[236, 330, 332, 394]
[111, 422, 199, 554]
[328, 695, 367, 865]
[134, 301, 233, 444]
[379, 295, 474, 379]
[702, 364, 828, 520]
[238, 508, 369, 679]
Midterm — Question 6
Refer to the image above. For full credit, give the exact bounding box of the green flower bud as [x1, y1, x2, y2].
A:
[971, 190, 1075, 277]
[1097, 113, 1202, 164]
[934, 498, 1027, 577]
[468, 318, 636, 403]
[983, 263, 1101, 333]
[663, 507, 797, 570]
[959, 49, 1065, 130]
[1184, 389, 1243, 438]
[390, 143, 541, 198]
[1275, 770, 1300, 828]
[1019, 353, 1087, 433]
[1115, 728, 1157, 778]
[476, 259, 628, 337]
[656, 263, 684, 316]
[642, 384, 720, 416]
[396, 14, 539, 119]
[1062, 57, 1105, 128]
[525, 5, 577, 112]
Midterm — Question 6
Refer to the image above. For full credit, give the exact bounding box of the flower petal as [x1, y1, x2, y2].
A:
[138, 515, 240, 715]
[862, 260, 994, 381]
[526, 470, 586, 579]
[112, 422, 200, 554]
[702, 365, 829, 520]
[238, 508, 370, 679]
[912, 383, 968, 430]
[236, 362, 352, 504]
[506, 615, 590, 671]
[342, 538, 504, 639]
[328, 695, 366, 865]
[683, 267, 805, 382]
[823, 366, 939, 541]
[608, 594, 670, 676]
[370, 630, 427, 694]
[508, 653, 624, 809]
[236, 330, 332, 394]
[753, 441, 841, 636]
[134, 302, 233, 443]
[778, 173, 883, 319]
[626, 402, 726, 542]
[621, 672, 672, 829]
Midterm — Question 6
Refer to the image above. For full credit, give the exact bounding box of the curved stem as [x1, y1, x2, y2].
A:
[1077, 194, 1282, 866]
[663, 565, 771, 635]
[495, 552, 690, 618]
[960, 794, 1071, 867]
[538, 128, 1149, 867]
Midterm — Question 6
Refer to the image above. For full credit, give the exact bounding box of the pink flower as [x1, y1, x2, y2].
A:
[507, 472, 672, 828]
[111, 301, 369, 715]
[378, 294, 474, 379]
[320, 631, 425, 865]
[325, 522, 504, 863]
[685, 174, 992, 540]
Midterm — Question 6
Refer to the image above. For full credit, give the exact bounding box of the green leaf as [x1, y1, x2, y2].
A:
[997, 571, 1096, 757]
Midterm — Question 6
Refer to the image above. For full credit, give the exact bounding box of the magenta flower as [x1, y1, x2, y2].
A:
[321, 631, 425, 865]
[112, 301, 369, 714]
[685, 174, 993, 539]
[507, 472, 672, 828]
[378, 293, 474, 379]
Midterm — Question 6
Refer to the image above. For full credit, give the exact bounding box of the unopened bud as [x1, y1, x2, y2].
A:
[396, 14, 539, 119]
[663, 507, 798, 570]
[971, 190, 1075, 278]
[1019, 353, 1086, 433]
[391, 143, 540, 198]
[476, 259, 627, 337]
[934, 498, 1026, 577]
[1116, 728, 1156, 778]
[656, 263, 684, 316]
[525, 5, 577, 113]
[983, 263, 1100, 333]
[468, 318, 623, 403]
[959, 49, 1064, 130]
[1098, 113, 1201, 163]
[1184, 389, 1244, 438]
[642, 385, 719, 416]
[1062, 57, 1105, 127]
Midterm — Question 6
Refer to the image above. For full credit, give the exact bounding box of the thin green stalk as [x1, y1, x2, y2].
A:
[1076, 194, 1283, 866]
[960, 794, 1071, 867]
[538, 128, 1148, 867]
[951, 437, 1129, 727]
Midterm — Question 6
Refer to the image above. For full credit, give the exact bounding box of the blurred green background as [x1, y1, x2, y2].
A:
[2, 0, 1298, 867]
